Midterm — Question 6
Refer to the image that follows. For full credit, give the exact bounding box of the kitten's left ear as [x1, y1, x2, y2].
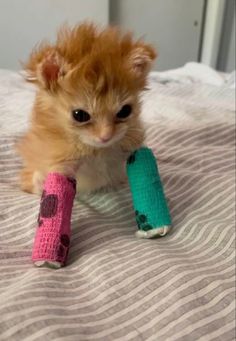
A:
[128, 43, 157, 77]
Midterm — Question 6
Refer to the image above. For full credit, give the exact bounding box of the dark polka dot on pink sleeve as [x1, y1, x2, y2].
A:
[60, 234, 70, 247]
[57, 245, 65, 259]
[40, 194, 58, 218]
[41, 190, 46, 200]
[67, 177, 77, 191]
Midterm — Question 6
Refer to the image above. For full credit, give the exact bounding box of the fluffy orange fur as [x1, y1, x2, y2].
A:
[17, 23, 156, 194]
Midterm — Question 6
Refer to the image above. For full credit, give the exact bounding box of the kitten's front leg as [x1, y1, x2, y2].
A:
[31, 160, 80, 269]
[49, 159, 81, 179]
[126, 147, 172, 238]
[29, 160, 80, 194]
[32, 172, 76, 269]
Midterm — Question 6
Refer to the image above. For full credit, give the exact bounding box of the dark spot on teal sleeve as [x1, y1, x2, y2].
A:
[135, 211, 153, 231]
[127, 151, 136, 164]
[142, 224, 153, 231]
[139, 215, 147, 223]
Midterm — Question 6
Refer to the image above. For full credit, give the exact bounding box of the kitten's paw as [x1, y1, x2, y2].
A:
[136, 225, 171, 239]
[34, 261, 62, 269]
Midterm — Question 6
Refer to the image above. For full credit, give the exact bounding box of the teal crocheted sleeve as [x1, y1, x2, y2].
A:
[126, 147, 171, 232]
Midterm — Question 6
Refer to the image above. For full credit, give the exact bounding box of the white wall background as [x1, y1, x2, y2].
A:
[0, 0, 234, 72]
[217, 0, 235, 72]
[225, 17, 236, 72]
[0, 0, 109, 70]
[110, 0, 205, 71]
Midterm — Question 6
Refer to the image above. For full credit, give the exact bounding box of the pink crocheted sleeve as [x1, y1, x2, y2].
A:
[32, 172, 76, 267]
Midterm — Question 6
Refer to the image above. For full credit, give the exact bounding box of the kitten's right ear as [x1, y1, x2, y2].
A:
[128, 43, 157, 78]
[24, 44, 67, 91]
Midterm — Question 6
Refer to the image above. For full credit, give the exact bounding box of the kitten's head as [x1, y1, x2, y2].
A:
[25, 23, 156, 150]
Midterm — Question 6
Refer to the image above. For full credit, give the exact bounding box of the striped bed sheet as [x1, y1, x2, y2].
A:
[0, 63, 235, 341]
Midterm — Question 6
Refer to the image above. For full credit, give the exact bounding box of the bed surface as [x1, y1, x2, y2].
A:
[0, 63, 235, 341]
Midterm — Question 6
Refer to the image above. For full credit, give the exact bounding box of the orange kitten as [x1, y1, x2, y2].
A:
[17, 23, 156, 194]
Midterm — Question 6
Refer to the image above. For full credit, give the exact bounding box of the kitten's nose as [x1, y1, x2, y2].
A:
[99, 127, 113, 143]
[100, 136, 111, 143]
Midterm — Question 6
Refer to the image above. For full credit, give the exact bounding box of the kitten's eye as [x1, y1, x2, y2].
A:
[116, 105, 132, 119]
[72, 109, 90, 123]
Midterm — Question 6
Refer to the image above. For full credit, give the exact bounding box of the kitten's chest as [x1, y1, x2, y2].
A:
[76, 147, 129, 192]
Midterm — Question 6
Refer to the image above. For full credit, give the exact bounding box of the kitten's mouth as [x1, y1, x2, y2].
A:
[80, 131, 126, 149]
[87, 138, 117, 148]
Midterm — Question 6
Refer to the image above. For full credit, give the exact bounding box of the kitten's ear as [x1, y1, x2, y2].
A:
[24, 45, 68, 90]
[128, 43, 157, 77]
[38, 51, 66, 90]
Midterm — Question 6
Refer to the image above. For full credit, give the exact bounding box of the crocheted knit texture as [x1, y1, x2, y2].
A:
[32, 173, 76, 266]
